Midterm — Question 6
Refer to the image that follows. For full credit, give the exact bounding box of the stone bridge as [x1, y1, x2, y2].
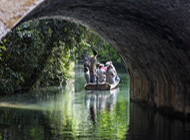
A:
[1, 0, 190, 116]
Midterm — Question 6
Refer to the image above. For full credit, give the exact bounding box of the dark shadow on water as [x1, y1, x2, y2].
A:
[127, 102, 190, 140]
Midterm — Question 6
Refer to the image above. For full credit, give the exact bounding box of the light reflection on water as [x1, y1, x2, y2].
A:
[0, 67, 130, 140]
[0, 66, 189, 140]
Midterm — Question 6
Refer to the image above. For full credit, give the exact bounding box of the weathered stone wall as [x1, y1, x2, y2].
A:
[0, 0, 45, 39]
[1, 0, 190, 116]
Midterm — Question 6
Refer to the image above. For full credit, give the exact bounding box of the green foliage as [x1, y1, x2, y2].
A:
[0, 20, 76, 95]
[0, 19, 121, 95]
[0, 39, 6, 61]
[75, 30, 121, 64]
[35, 42, 74, 87]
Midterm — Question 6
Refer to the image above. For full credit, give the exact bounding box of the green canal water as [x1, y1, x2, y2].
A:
[0, 66, 129, 140]
[0, 66, 189, 140]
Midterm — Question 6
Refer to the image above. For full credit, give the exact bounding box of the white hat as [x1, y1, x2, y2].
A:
[99, 64, 104, 68]
[105, 61, 111, 66]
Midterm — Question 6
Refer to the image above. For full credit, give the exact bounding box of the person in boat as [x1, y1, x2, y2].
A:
[105, 61, 119, 81]
[97, 64, 106, 83]
[104, 61, 110, 72]
[105, 61, 116, 73]
[84, 56, 89, 68]
[106, 64, 116, 84]
[88, 50, 98, 83]
[110, 61, 120, 81]
[84, 67, 90, 83]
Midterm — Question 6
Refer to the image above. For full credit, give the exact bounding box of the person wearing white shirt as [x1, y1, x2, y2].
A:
[84, 67, 90, 83]
[97, 64, 106, 83]
[106, 65, 116, 84]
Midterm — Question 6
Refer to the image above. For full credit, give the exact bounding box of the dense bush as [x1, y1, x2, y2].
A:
[0, 20, 81, 95]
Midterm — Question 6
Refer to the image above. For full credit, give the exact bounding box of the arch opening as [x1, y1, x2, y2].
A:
[0, 18, 127, 94]
[1, 0, 190, 116]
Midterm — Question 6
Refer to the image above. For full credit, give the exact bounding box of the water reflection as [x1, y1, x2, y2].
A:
[127, 102, 190, 140]
[0, 79, 129, 140]
[0, 66, 189, 140]
[85, 88, 119, 125]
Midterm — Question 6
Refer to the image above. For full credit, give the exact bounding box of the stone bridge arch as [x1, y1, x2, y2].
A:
[1, 0, 190, 116]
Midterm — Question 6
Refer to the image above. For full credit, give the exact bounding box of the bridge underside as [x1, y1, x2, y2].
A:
[1, 0, 190, 116]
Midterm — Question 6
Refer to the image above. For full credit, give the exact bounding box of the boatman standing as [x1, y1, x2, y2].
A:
[88, 50, 98, 83]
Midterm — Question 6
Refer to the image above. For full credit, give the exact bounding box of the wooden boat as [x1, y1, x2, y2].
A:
[85, 79, 120, 90]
